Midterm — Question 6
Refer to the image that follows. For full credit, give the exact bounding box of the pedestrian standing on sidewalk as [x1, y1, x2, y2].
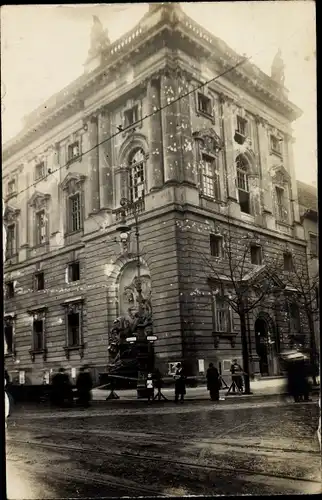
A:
[76, 365, 93, 408]
[51, 368, 73, 407]
[146, 373, 154, 402]
[174, 362, 186, 403]
[206, 363, 220, 401]
[153, 368, 163, 400]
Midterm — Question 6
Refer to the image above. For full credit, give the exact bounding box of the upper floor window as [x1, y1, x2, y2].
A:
[69, 193, 82, 232]
[197, 93, 212, 116]
[4, 316, 14, 355]
[67, 261, 80, 283]
[289, 302, 301, 334]
[270, 135, 283, 155]
[5, 281, 15, 299]
[213, 293, 233, 333]
[201, 154, 220, 199]
[8, 180, 16, 196]
[124, 105, 139, 127]
[236, 116, 247, 136]
[275, 186, 287, 222]
[309, 234, 318, 258]
[35, 210, 47, 245]
[129, 148, 145, 202]
[210, 234, 222, 258]
[283, 252, 293, 272]
[68, 141, 80, 162]
[31, 310, 46, 351]
[250, 245, 262, 265]
[64, 301, 83, 349]
[236, 155, 250, 214]
[35, 161, 45, 181]
[34, 272, 45, 291]
[6, 224, 16, 258]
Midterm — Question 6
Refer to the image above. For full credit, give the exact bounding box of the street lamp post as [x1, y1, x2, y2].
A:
[115, 196, 155, 398]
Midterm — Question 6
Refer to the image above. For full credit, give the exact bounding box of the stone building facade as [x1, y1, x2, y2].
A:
[3, 4, 309, 384]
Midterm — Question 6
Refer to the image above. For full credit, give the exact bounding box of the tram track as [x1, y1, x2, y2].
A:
[7, 436, 321, 488]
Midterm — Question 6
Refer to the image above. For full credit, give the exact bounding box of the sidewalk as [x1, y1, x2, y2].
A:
[93, 376, 320, 402]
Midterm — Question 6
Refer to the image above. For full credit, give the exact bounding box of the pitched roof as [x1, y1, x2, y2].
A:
[297, 180, 318, 214]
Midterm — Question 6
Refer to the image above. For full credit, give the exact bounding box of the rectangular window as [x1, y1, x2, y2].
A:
[197, 93, 212, 116]
[67, 311, 80, 347]
[214, 296, 232, 333]
[6, 224, 16, 258]
[5, 282, 14, 299]
[309, 234, 318, 257]
[275, 186, 287, 222]
[124, 105, 139, 127]
[8, 180, 16, 195]
[130, 161, 145, 202]
[35, 162, 45, 180]
[201, 155, 220, 199]
[238, 190, 250, 214]
[68, 262, 80, 282]
[4, 318, 14, 355]
[33, 317, 44, 350]
[35, 272, 45, 291]
[36, 210, 47, 245]
[68, 141, 80, 162]
[283, 253, 293, 272]
[250, 245, 262, 265]
[69, 193, 82, 232]
[210, 234, 222, 258]
[270, 135, 282, 155]
[236, 116, 247, 136]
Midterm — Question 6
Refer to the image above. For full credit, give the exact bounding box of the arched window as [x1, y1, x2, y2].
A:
[289, 302, 301, 334]
[236, 155, 250, 214]
[128, 148, 145, 203]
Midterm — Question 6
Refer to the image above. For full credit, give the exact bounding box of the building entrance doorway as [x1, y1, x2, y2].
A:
[254, 316, 279, 376]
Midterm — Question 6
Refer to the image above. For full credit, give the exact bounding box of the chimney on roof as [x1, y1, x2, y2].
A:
[271, 48, 285, 86]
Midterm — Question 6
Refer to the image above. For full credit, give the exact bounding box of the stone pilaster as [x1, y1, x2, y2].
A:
[98, 109, 113, 208]
[220, 95, 237, 201]
[19, 169, 29, 261]
[256, 116, 273, 214]
[114, 167, 128, 207]
[88, 115, 100, 213]
[177, 71, 195, 186]
[147, 77, 164, 190]
[49, 146, 61, 236]
[160, 70, 181, 184]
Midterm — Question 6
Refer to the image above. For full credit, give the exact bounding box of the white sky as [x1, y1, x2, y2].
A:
[1, 2, 317, 186]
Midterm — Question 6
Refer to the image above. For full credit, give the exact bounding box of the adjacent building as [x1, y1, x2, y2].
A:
[3, 4, 311, 385]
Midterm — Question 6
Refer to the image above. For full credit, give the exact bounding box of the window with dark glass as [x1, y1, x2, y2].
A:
[68, 262, 80, 282]
[210, 234, 222, 257]
[236, 116, 247, 136]
[213, 294, 232, 332]
[275, 186, 287, 222]
[69, 193, 81, 232]
[35, 162, 45, 180]
[201, 154, 220, 199]
[124, 105, 139, 127]
[283, 253, 293, 271]
[197, 93, 212, 116]
[250, 245, 262, 265]
[68, 141, 80, 162]
[309, 234, 318, 257]
[67, 311, 80, 346]
[129, 149, 145, 202]
[5, 282, 14, 299]
[236, 156, 250, 214]
[35, 272, 45, 291]
[4, 319, 13, 354]
[33, 318, 44, 350]
[6, 224, 16, 258]
[36, 210, 47, 245]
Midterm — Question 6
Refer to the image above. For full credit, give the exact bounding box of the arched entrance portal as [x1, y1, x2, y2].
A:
[254, 315, 279, 376]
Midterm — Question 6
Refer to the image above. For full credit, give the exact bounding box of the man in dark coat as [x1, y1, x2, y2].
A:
[51, 368, 73, 407]
[230, 359, 244, 393]
[206, 363, 220, 401]
[76, 366, 93, 408]
[174, 362, 186, 403]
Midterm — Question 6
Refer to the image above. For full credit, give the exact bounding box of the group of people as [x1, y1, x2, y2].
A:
[51, 366, 93, 408]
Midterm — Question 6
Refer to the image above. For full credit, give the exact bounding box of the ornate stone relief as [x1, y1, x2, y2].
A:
[193, 128, 223, 155]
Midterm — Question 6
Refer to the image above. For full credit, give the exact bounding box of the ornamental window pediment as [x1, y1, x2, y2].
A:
[271, 165, 290, 186]
[4, 205, 20, 224]
[28, 191, 51, 210]
[193, 128, 223, 156]
[60, 172, 86, 195]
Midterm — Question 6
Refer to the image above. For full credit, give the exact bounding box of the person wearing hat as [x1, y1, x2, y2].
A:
[174, 362, 186, 403]
[146, 373, 154, 402]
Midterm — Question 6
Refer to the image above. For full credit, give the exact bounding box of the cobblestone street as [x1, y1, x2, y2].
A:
[6, 397, 321, 498]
